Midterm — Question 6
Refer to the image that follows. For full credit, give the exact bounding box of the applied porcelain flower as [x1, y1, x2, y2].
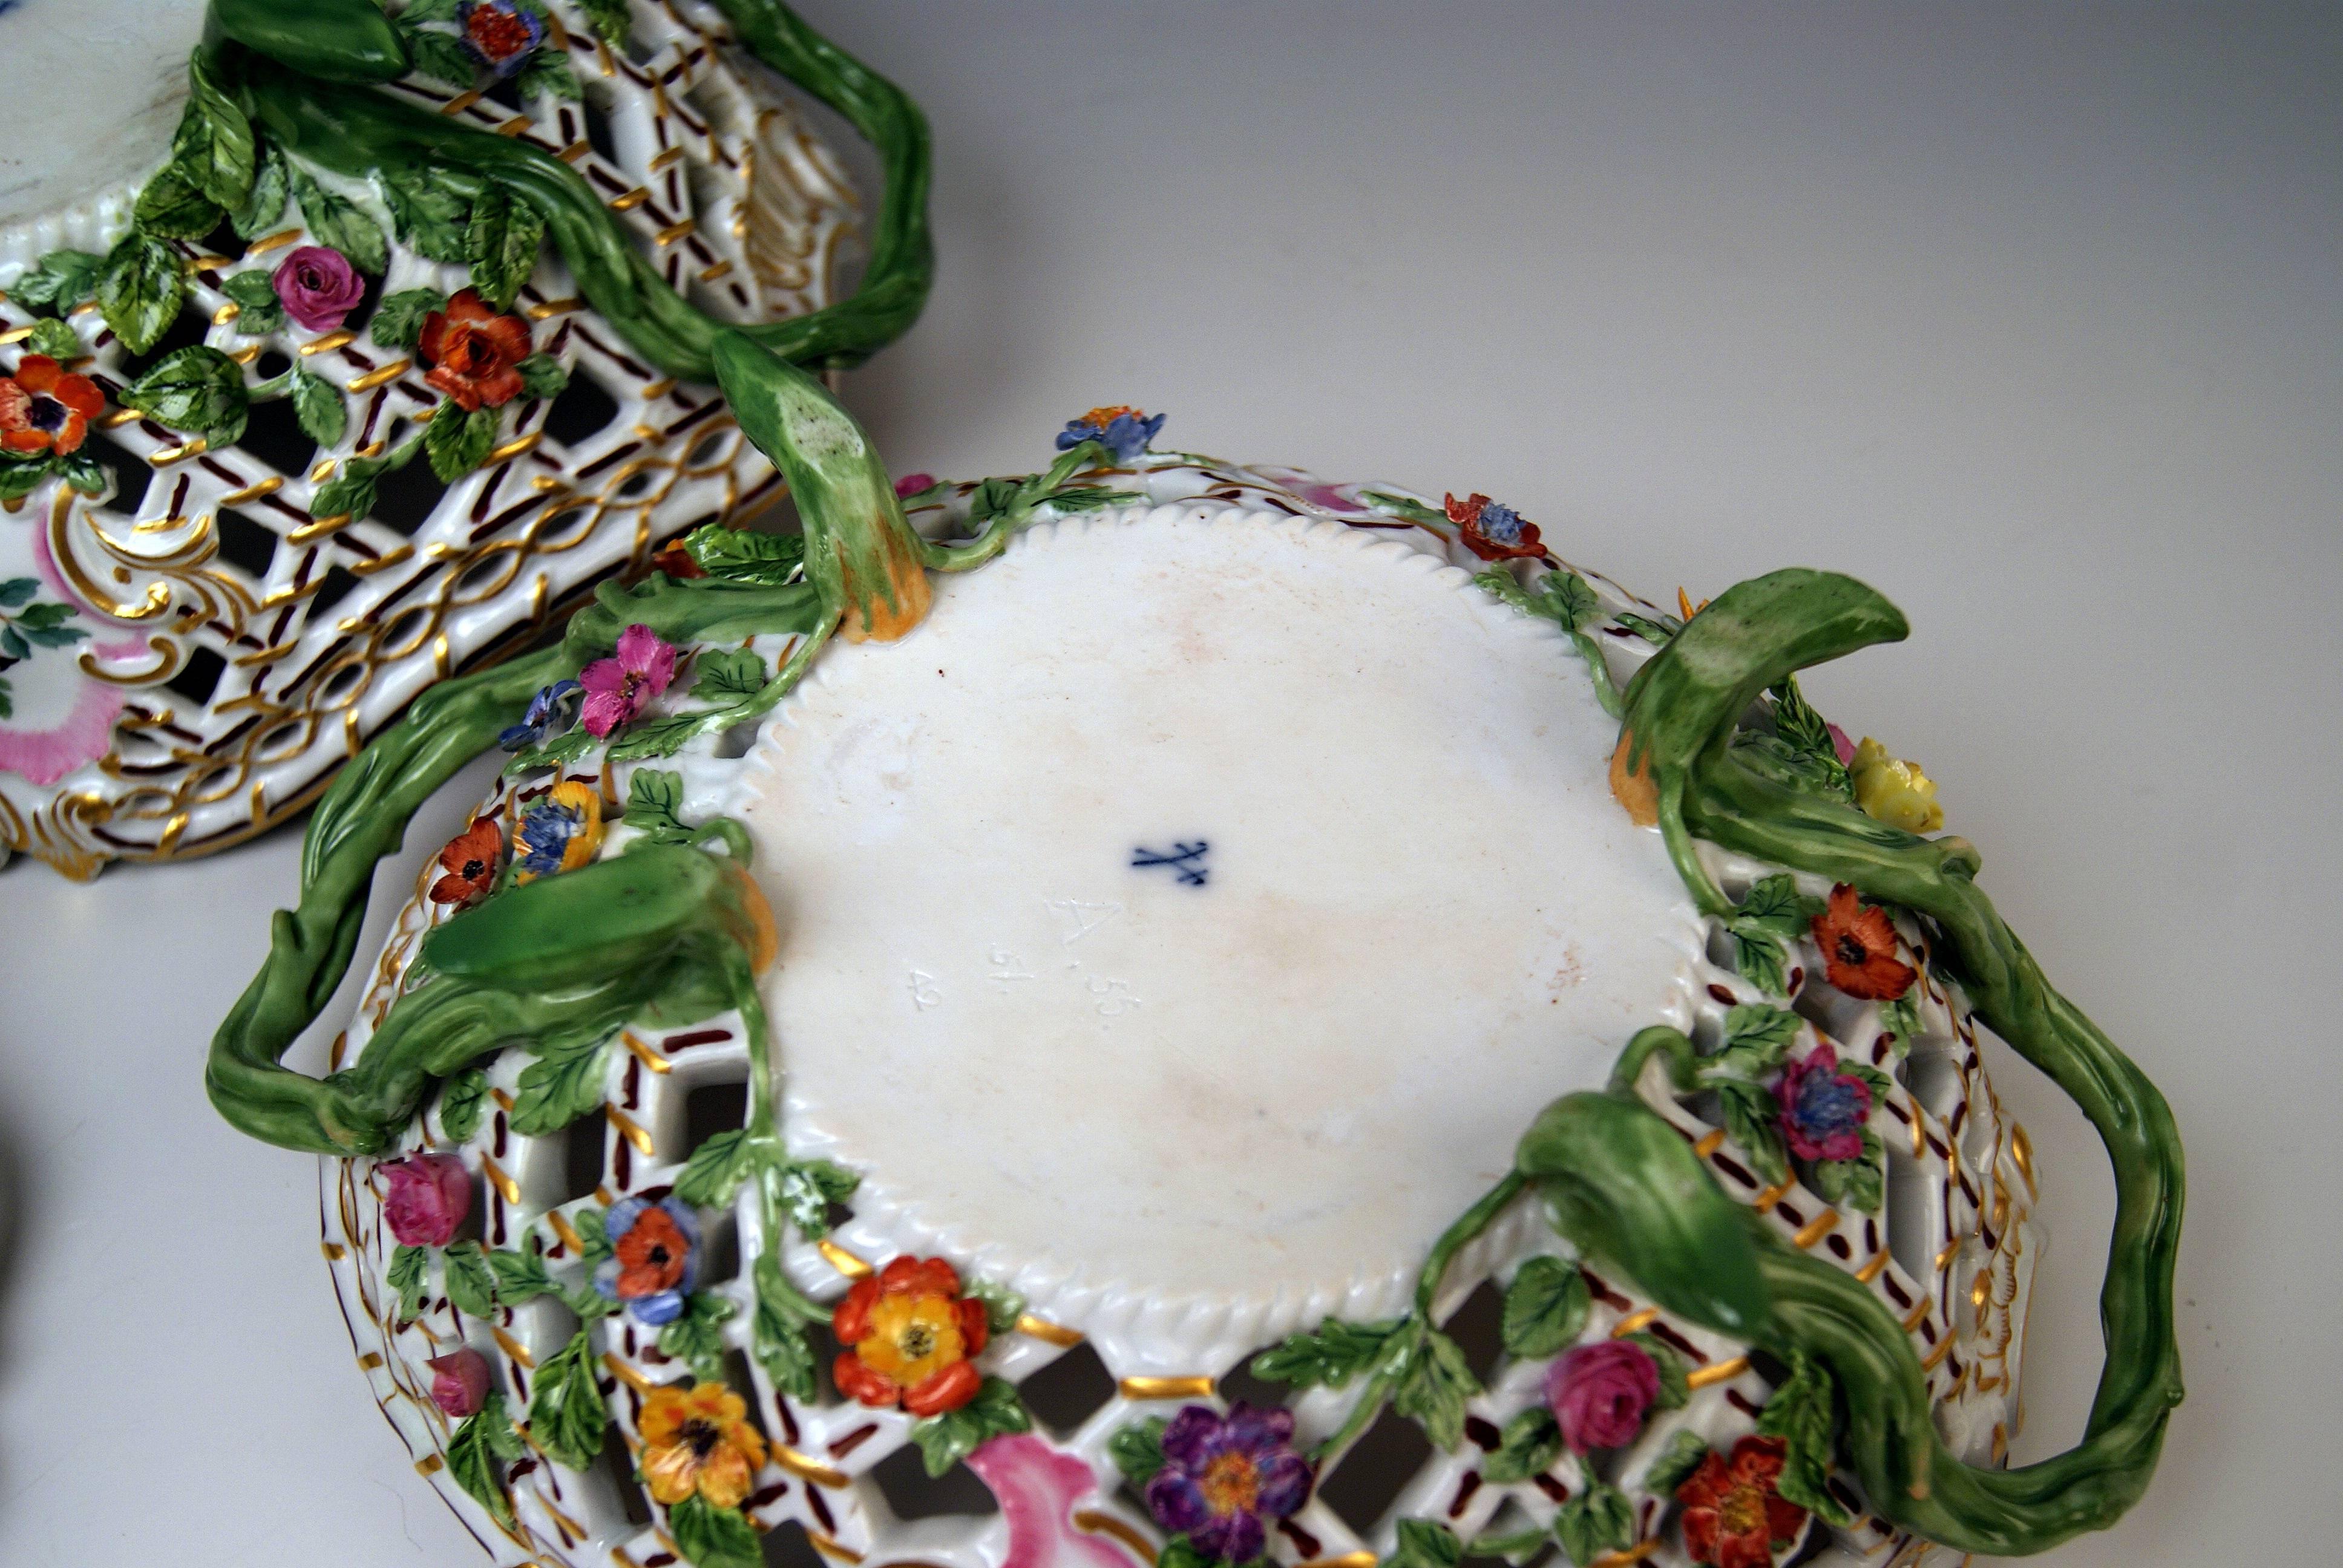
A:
[426, 1348, 492, 1418]
[459, 0, 546, 77]
[512, 779, 604, 882]
[1809, 883, 1916, 1001]
[1849, 736, 1943, 833]
[893, 471, 937, 499]
[1676, 1435, 1808, 1568]
[0, 354, 102, 457]
[1544, 1339, 1659, 1454]
[497, 679, 582, 751]
[1057, 406, 1165, 464]
[428, 817, 502, 906]
[1144, 1403, 1312, 1565]
[380, 1152, 472, 1247]
[419, 288, 533, 411]
[593, 1194, 701, 1326]
[1775, 1041, 1873, 1163]
[832, 1255, 990, 1416]
[578, 623, 677, 737]
[1444, 491, 1545, 562]
[639, 1380, 769, 1509]
[270, 245, 364, 332]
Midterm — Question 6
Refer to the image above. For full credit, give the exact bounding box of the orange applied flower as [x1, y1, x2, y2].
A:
[419, 288, 532, 411]
[1809, 884, 1917, 1001]
[0, 354, 102, 456]
[428, 817, 502, 906]
[832, 1256, 989, 1417]
[1676, 1435, 1809, 1568]
[638, 1380, 768, 1510]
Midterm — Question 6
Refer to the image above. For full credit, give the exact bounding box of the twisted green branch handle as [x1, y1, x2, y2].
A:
[1513, 569, 2183, 1555]
[215, 0, 932, 377]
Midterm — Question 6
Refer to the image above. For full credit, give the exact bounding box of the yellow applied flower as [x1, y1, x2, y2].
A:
[1850, 737, 1944, 834]
[637, 1380, 768, 1509]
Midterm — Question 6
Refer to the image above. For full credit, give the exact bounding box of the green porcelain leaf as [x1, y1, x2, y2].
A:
[1755, 1348, 1852, 1524]
[121, 346, 250, 444]
[0, 461, 52, 505]
[575, 0, 631, 47]
[97, 232, 187, 356]
[290, 368, 348, 448]
[425, 399, 500, 482]
[624, 767, 695, 847]
[466, 185, 546, 310]
[290, 169, 389, 275]
[232, 143, 290, 241]
[12, 249, 103, 313]
[518, 49, 581, 102]
[508, 1035, 611, 1135]
[489, 1243, 556, 1304]
[387, 1243, 429, 1320]
[1500, 1255, 1590, 1359]
[776, 1158, 859, 1236]
[656, 1292, 738, 1383]
[1729, 927, 1792, 998]
[571, 1204, 611, 1266]
[54, 454, 105, 496]
[1809, 1131, 1886, 1215]
[382, 177, 474, 264]
[668, 1493, 761, 1568]
[1392, 1327, 1479, 1450]
[372, 288, 451, 352]
[1383, 1519, 1461, 1568]
[1711, 1077, 1790, 1185]
[403, 27, 475, 88]
[443, 1239, 497, 1318]
[22, 318, 80, 359]
[437, 1068, 490, 1141]
[673, 1127, 760, 1206]
[1640, 1426, 1710, 1498]
[1553, 1480, 1635, 1566]
[446, 1393, 519, 1526]
[690, 647, 770, 703]
[516, 352, 568, 400]
[605, 711, 709, 762]
[1252, 1316, 1406, 1389]
[750, 1252, 816, 1401]
[526, 1328, 609, 1471]
[1480, 1406, 1562, 1484]
[681, 524, 807, 586]
[1708, 1003, 1801, 1079]
[175, 52, 258, 209]
[1624, 1332, 1689, 1411]
[1107, 1416, 1167, 1489]
[965, 1278, 1024, 1334]
[908, 1376, 1029, 1477]
[1768, 676, 1852, 799]
[220, 269, 287, 335]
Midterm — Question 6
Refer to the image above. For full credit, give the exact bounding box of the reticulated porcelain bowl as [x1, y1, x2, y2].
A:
[0, 0, 921, 875]
[303, 445, 2047, 1568]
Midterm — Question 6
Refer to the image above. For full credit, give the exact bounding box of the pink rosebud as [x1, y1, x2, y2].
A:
[1827, 722, 1856, 768]
[893, 471, 936, 500]
[1546, 1339, 1659, 1454]
[426, 1348, 493, 1419]
[578, 622, 678, 737]
[380, 1152, 473, 1247]
[270, 245, 366, 332]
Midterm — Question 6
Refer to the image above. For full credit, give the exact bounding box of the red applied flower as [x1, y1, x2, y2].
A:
[430, 817, 502, 906]
[1444, 491, 1545, 561]
[1809, 883, 1917, 1000]
[0, 355, 102, 457]
[419, 289, 533, 411]
[1677, 1435, 1809, 1568]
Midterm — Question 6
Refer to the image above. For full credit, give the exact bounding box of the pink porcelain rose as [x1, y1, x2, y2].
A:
[425, 1348, 493, 1418]
[380, 1152, 472, 1247]
[1545, 1339, 1659, 1454]
[270, 245, 366, 332]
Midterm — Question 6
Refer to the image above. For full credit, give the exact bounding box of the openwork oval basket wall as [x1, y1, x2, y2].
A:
[202, 116, 2179, 1568]
[0, 0, 922, 876]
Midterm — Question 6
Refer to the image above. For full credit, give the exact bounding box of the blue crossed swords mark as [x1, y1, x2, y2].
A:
[1131, 840, 1210, 886]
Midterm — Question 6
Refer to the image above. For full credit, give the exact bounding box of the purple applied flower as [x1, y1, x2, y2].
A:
[1144, 1403, 1311, 1564]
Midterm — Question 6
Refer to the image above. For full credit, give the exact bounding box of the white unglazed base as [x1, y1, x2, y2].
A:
[0, 0, 205, 250]
[736, 507, 1705, 1363]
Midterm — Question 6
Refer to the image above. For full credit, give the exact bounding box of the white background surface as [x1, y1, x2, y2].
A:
[1, 2, 2335, 1563]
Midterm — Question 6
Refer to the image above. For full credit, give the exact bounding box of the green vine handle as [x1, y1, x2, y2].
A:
[214, 0, 932, 378]
[1506, 569, 2183, 1555]
[205, 338, 935, 1154]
